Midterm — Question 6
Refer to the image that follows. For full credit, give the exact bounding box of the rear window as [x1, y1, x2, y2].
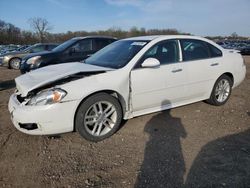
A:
[208, 43, 222, 57]
[94, 39, 115, 50]
[180, 39, 222, 61]
[180, 39, 210, 61]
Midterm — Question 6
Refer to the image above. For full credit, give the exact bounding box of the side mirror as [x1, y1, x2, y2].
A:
[141, 58, 160, 68]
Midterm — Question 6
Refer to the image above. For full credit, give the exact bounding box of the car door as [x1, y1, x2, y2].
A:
[130, 40, 188, 114]
[63, 39, 93, 62]
[179, 39, 223, 99]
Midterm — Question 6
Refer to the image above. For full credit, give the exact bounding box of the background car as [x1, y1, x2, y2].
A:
[0, 43, 58, 69]
[240, 46, 250, 55]
[20, 36, 117, 73]
[9, 35, 246, 142]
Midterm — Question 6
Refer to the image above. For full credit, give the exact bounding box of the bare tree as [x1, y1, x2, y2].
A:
[28, 17, 52, 42]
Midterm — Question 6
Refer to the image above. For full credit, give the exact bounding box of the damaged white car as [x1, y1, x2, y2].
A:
[9, 35, 246, 141]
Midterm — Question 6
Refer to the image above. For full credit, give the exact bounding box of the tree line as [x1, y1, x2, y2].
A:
[0, 18, 190, 45]
[0, 18, 248, 45]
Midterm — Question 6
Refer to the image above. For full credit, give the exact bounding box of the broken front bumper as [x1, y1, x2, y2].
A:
[8, 93, 78, 135]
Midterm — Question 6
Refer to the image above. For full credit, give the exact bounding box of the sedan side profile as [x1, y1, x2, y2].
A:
[9, 35, 246, 142]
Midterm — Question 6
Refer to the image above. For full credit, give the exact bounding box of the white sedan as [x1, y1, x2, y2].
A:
[8, 35, 246, 141]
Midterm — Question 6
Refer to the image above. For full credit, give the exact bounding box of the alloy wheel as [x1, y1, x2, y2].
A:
[215, 79, 230, 103]
[84, 101, 117, 137]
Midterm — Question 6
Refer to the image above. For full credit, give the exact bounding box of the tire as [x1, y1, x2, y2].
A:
[9, 58, 21, 69]
[206, 75, 233, 106]
[75, 93, 123, 142]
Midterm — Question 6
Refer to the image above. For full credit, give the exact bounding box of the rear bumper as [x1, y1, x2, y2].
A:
[8, 94, 78, 135]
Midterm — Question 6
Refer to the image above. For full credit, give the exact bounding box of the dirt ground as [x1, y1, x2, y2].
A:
[0, 57, 250, 188]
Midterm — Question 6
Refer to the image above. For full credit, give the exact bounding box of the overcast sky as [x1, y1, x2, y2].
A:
[0, 0, 249, 36]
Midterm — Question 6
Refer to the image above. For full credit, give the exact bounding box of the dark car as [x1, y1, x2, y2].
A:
[20, 36, 117, 73]
[240, 46, 250, 55]
[0, 43, 58, 69]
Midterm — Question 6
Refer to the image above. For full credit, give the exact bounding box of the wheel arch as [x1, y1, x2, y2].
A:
[73, 90, 126, 131]
[222, 72, 234, 86]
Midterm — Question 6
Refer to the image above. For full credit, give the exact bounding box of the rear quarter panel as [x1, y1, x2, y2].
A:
[222, 51, 246, 88]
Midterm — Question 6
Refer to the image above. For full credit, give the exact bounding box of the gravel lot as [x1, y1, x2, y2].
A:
[0, 57, 250, 188]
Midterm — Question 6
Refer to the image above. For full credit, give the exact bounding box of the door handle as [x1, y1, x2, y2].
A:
[172, 68, 183, 73]
[210, 63, 219, 66]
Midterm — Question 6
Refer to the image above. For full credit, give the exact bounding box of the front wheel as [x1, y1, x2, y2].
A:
[9, 58, 21, 69]
[75, 93, 123, 142]
[207, 75, 233, 106]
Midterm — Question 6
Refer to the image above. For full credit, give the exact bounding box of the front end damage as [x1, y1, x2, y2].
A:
[8, 68, 108, 135]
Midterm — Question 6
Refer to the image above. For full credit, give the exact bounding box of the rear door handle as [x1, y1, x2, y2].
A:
[210, 63, 219, 66]
[172, 68, 182, 73]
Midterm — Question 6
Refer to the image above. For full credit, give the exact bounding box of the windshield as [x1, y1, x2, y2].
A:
[52, 38, 78, 52]
[85, 40, 148, 69]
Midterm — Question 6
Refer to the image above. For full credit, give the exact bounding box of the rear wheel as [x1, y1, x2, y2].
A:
[75, 93, 123, 142]
[9, 58, 21, 69]
[207, 75, 233, 106]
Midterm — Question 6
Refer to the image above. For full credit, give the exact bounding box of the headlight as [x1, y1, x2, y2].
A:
[26, 56, 42, 66]
[28, 88, 67, 106]
[3, 56, 10, 61]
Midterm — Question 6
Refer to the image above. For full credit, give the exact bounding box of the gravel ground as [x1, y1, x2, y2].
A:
[0, 57, 250, 188]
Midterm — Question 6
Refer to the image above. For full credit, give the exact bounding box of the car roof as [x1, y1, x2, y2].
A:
[71, 36, 117, 40]
[122, 35, 208, 42]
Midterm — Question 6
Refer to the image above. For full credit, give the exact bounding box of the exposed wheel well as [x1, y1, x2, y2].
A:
[73, 90, 126, 131]
[223, 72, 234, 85]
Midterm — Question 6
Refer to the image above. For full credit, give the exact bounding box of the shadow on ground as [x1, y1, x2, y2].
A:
[185, 129, 250, 187]
[0, 80, 15, 91]
[135, 100, 187, 188]
[135, 100, 250, 188]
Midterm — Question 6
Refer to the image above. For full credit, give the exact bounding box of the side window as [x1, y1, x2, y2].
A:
[44, 45, 49, 51]
[208, 43, 222, 57]
[180, 39, 210, 61]
[140, 40, 179, 66]
[71, 39, 92, 53]
[47, 45, 56, 51]
[30, 45, 44, 53]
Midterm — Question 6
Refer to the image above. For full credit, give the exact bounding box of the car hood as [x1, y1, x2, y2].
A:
[15, 62, 113, 96]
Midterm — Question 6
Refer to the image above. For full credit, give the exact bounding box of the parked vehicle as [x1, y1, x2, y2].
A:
[217, 40, 250, 52]
[15, 45, 31, 52]
[9, 35, 246, 142]
[0, 43, 58, 69]
[20, 36, 117, 73]
[240, 46, 250, 55]
[0, 45, 20, 55]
